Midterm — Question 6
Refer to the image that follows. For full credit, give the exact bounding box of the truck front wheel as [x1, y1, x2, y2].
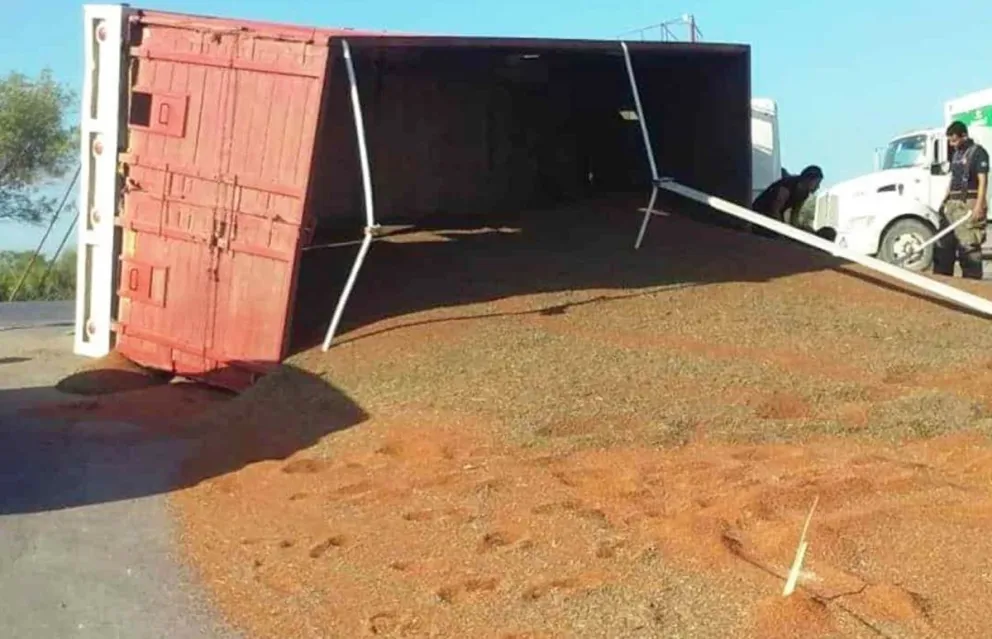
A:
[879, 218, 935, 272]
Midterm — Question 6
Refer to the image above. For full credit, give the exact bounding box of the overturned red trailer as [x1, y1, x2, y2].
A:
[75, 4, 753, 389]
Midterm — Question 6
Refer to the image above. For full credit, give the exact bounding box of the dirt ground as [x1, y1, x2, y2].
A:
[64, 204, 992, 638]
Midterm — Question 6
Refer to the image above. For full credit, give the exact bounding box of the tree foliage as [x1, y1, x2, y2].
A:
[0, 248, 76, 301]
[0, 69, 77, 224]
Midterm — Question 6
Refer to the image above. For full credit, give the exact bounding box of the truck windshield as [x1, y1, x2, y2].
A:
[881, 134, 928, 170]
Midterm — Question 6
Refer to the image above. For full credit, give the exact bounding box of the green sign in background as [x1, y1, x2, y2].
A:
[951, 106, 992, 128]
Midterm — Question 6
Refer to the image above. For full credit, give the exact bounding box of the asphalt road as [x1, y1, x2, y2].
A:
[0, 301, 74, 330]
[0, 324, 238, 639]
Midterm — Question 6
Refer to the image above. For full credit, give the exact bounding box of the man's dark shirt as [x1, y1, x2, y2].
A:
[949, 139, 990, 193]
[752, 175, 810, 216]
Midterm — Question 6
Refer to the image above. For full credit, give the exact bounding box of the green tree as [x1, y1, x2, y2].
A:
[0, 69, 76, 223]
[0, 248, 76, 301]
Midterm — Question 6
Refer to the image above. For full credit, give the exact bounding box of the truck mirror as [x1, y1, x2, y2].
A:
[930, 162, 944, 176]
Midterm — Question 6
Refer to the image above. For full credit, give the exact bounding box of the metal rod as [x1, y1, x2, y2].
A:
[896, 214, 970, 264]
[321, 39, 378, 351]
[321, 229, 373, 352]
[343, 39, 375, 230]
[621, 40, 662, 248]
[635, 186, 659, 249]
[7, 165, 81, 302]
[37, 206, 80, 292]
[658, 179, 992, 317]
[620, 41, 658, 182]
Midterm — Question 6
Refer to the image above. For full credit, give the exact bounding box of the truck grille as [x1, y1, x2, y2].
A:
[814, 194, 839, 230]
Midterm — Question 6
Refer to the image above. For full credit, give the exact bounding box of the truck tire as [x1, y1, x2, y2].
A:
[878, 218, 934, 272]
[815, 228, 837, 241]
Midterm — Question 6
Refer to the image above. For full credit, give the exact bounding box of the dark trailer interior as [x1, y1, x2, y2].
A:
[107, 9, 752, 389]
[290, 36, 752, 350]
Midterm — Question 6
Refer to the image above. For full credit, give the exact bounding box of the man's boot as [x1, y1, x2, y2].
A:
[961, 249, 984, 279]
[933, 241, 956, 276]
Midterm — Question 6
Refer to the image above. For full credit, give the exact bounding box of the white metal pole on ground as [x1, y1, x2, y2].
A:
[897, 213, 970, 264]
[657, 179, 992, 317]
[634, 186, 659, 249]
[620, 41, 665, 249]
[321, 39, 379, 352]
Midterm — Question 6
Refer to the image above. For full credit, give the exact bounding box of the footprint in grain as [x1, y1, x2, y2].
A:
[531, 499, 581, 515]
[522, 577, 580, 601]
[282, 458, 327, 474]
[309, 534, 349, 558]
[474, 477, 505, 495]
[478, 530, 521, 553]
[368, 612, 398, 634]
[595, 538, 627, 559]
[336, 480, 373, 496]
[402, 509, 435, 522]
[369, 611, 420, 635]
[436, 577, 499, 604]
[576, 507, 612, 529]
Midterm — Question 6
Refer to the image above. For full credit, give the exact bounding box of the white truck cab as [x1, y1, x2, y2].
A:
[810, 88, 992, 272]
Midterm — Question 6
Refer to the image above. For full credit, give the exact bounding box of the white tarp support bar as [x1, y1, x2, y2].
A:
[896, 212, 969, 264]
[658, 179, 992, 317]
[321, 39, 380, 352]
[620, 41, 666, 250]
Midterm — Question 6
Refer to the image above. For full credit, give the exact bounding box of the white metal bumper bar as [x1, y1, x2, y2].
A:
[75, 4, 129, 358]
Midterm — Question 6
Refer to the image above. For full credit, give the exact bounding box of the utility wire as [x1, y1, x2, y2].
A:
[6, 164, 81, 302]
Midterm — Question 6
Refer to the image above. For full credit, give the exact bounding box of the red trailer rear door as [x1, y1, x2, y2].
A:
[115, 11, 329, 388]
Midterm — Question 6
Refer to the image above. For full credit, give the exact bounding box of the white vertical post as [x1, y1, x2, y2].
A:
[321, 39, 378, 352]
[621, 41, 664, 250]
[75, 4, 128, 358]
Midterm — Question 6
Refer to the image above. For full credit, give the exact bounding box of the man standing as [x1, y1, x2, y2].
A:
[934, 121, 990, 279]
[751, 165, 824, 231]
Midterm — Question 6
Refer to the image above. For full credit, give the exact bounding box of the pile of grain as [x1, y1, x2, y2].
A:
[169, 206, 992, 638]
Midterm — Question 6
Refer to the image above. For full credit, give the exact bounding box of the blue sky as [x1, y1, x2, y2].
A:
[2, 0, 990, 252]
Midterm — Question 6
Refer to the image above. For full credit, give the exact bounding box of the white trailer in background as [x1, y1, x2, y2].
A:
[810, 88, 992, 273]
[635, 96, 782, 250]
[750, 97, 782, 202]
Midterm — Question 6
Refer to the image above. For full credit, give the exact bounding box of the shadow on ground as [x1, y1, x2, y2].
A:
[0, 365, 367, 516]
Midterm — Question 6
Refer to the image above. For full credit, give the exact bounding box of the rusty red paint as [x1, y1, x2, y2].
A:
[116, 10, 332, 388]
